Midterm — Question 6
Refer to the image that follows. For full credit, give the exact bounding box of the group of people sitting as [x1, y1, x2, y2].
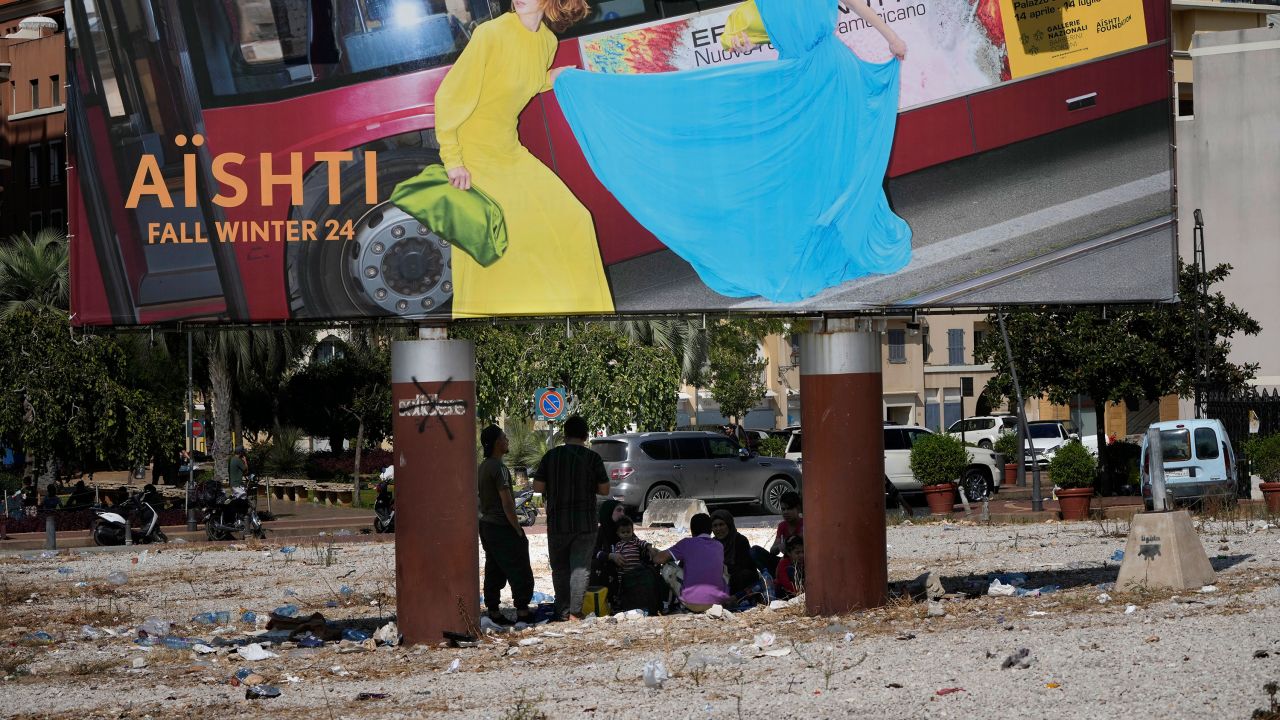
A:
[4, 479, 167, 517]
[589, 492, 806, 615]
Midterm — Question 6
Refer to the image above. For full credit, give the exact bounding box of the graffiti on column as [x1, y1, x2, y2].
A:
[397, 376, 470, 439]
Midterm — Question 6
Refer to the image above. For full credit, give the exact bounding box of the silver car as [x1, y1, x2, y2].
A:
[591, 431, 803, 515]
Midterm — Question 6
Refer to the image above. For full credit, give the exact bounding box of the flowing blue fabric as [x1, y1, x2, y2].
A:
[555, 0, 912, 302]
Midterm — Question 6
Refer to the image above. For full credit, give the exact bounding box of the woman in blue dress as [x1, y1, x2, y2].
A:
[552, 0, 911, 303]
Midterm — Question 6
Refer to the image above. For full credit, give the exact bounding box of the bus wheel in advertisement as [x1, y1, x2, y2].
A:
[287, 150, 452, 320]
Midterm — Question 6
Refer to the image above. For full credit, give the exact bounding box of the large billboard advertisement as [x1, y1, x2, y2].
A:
[67, 0, 1174, 326]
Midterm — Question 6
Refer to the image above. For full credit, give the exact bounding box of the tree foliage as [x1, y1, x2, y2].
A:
[975, 261, 1260, 450]
[707, 318, 785, 423]
[0, 229, 68, 318]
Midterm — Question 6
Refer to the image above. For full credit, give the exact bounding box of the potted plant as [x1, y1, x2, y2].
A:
[994, 432, 1021, 486]
[910, 433, 968, 515]
[1244, 434, 1280, 513]
[1048, 440, 1097, 521]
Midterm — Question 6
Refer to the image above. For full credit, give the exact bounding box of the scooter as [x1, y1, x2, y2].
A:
[204, 475, 265, 541]
[514, 488, 538, 528]
[373, 481, 395, 534]
[92, 492, 168, 546]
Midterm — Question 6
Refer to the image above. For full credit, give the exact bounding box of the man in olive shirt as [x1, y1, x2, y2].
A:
[477, 425, 534, 625]
[533, 415, 610, 621]
[228, 448, 248, 489]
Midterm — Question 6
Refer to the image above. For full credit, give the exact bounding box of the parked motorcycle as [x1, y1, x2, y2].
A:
[203, 475, 265, 541]
[515, 488, 538, 528]
[373, 481, 394, 534]
[92, 491, 168, 546]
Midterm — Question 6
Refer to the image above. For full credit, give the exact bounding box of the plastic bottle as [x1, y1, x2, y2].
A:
[56, 566, 74, 575]
[81, 625, 103, 640]
[106, 571, 128, 585]
[139, 618, 171, 636]
[214, 611, 231, 624]
[273, 604, 299, 618]
[192, 612, 218, 625]
[341, 628, 369, 642]
[246, 685, 281, 700]
[24, 631, 53, 643]
[339, 585, 353, 598]
[240, 611, 257, 624]
[161, 636, 194, 650]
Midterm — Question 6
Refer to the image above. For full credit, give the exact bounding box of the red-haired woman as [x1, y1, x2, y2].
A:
[434, 0, 614, 317]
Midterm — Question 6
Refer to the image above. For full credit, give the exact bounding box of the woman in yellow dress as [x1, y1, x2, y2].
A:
[434, 0, 614, 318]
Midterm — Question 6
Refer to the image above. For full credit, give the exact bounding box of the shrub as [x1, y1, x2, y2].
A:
[1048, 440, 1097, 489]
[304, 449, 394, 479]
[757, 436, 788, 458]
[1243, 433, 1280, 483]
[993, 432, 1020, 461]
[261, 427, 309, 478]
[909, 433, 968, 487]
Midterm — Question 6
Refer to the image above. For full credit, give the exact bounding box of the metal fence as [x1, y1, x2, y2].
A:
[1205, 386, 1280, 493]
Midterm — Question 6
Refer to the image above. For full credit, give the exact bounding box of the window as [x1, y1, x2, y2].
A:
[29, 212, 43, 235]
[947, 329, 965, 365]
[905, 429, 930, 447]
[590, 441, 628, 463]
[48, 140, 63, 185]
[922, 327, 931, 363]
[708, 437, 738, 459]
[49, 209, 65, 231]
[973, 328, 987, 353]
[883, 429, 907, 451]
[1159, 429, 1192, 462]
[787, 433, 802, 455]
[29, 79, 38, 110]
[313, 335, 345, 363]
[1193, 428, 1219, 459]
[28, 145, 41, 188]
[978, 419, 995, 431]
[887, 329, 906, 363]
[672, 437, 706, 460]
[640, 440, 672, 460]
[9, 82, 14, 116]
[50, 75, 60, 106]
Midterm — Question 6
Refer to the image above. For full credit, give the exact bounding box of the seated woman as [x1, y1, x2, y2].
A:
[711, 509, 765, 608]
[650, 513, 730, 613]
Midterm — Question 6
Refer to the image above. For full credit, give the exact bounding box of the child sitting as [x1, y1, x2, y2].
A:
[750, 491, 803, 576]
[775, 536, 805, 599]
[608, 517, 662, 614]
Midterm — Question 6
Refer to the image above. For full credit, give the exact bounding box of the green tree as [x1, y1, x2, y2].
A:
[707, 318, 786, 425]
[975, 261, 1260, 456]
[0, 229, 68, 317]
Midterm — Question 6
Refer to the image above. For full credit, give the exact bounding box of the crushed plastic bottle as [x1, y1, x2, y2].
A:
[106, 571, 128, 585]
[139, 618, 171, 637]
[1110, 549, 1125, 562]
[246, 685, 282, 700]
[280, 546, 296, 555]
[530, 591, 554, 604]
[24, 631, 53, 643]
[81, 625, 103, 640]
[342, 628, 370, 642]
[273, 604, 299, 618]
[215, 611, 231, 624]
[297, 633, 325, 648]
[192, 612, 218, 625]
[40, 550, 57, 559]
[240, 611, 257, 624]
[642, 659, 669, 689]
[133, 636, 156, 647]
[56, 566, 74, 575]
[339, 585, 353, 598]
[161, 636, 195, 651]
[444, 658, 461, 674]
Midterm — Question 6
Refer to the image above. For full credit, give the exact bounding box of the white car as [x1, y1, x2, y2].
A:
[784, 425, 1002, 500]
[945, 415, 1018, 450]
[1024, 421, 1099, 466]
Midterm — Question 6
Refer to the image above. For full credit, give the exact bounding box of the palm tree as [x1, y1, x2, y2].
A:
[0, 228, 69, 316]
[615, 318, 710, 386]
[197, 328, 313, 483]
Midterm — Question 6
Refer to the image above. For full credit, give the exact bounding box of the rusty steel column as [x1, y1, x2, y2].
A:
[391, 335, 478, 645]
[799, 318, 887, 614]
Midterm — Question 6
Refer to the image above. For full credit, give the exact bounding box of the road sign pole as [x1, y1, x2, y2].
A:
[186, 332, 197, 532]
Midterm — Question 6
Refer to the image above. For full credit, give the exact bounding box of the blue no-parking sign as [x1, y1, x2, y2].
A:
[535, 387, 568, 421]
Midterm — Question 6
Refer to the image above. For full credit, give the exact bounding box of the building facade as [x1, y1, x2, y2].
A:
[0, 0, 65, 239]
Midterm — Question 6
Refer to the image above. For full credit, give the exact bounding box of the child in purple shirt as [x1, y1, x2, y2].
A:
[650, 513, 730, 612]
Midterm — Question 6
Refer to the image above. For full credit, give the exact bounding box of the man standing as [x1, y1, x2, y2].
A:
[533, 415, 610, 621]
[477, 425, 534, 625]
[228, 448, 248, 490]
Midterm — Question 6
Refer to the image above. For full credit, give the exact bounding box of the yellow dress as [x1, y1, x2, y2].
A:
[720, 0, 771, 50]
[435, 12, 615, 318]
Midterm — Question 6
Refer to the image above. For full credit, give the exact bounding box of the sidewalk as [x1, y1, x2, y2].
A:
[0, 498, 378, 551]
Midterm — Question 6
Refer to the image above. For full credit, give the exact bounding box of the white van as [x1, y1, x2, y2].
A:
[1139, 419, 1237, 509]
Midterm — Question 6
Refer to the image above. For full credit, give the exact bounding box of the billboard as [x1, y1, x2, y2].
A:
[67, 0, 1174, 326]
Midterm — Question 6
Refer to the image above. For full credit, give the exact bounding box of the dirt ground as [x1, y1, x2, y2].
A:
[2, 514, 1280, 720]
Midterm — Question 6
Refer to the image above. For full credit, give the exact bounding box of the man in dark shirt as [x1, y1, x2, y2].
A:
[228, 449, 248, 489]
[533, 415, 610, 621]
[477, 425, 534, 625]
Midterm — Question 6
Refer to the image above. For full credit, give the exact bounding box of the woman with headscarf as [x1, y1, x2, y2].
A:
[711, 509, 763, 606]
[589, 499, 625, 589]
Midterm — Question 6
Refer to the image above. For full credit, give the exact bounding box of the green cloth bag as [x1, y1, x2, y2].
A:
[389, 164, 508, 268]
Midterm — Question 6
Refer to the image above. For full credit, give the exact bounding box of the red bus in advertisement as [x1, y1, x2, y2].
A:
[68, 0, 1172, 326]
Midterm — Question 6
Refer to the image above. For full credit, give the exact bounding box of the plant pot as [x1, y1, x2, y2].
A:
[922, 483, 957, 515]
[1003, 463, 1018, 486]
[1057, 487, 1095, 521]
[1261, 482, 1280, 514]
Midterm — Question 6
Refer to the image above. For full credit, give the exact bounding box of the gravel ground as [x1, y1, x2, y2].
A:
[2, 516, 1279, 720]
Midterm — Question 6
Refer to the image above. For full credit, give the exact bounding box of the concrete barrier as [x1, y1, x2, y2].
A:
[642, 499, 708, 529]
